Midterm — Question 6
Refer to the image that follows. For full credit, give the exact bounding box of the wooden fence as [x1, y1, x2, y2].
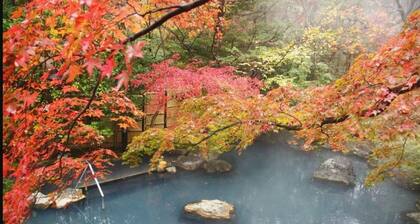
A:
[103, 91, 179, 151]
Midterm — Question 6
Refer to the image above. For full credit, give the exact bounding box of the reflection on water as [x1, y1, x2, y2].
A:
[29, 133, 419, 224]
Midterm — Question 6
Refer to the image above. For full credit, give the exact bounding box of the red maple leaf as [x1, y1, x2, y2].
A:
[23, 92, 39, 108]
[126, 41, 146, 60]
[84, 58, 101, 76]
[100, 58, 115, 78]
[114, 71, 129, 91]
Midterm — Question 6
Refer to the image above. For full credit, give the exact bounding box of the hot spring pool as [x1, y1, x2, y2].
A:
[29, 133, 419, 224]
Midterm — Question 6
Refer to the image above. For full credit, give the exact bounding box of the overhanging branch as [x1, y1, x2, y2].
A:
[64, 0, 212, 150]
[122, 0, 211, 44]
[191, 121, 242, 147]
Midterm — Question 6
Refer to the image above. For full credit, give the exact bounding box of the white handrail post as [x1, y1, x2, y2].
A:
[85, 160, 105, 209]
[86, 160, 104, 198]
[75, 160, 106, 209]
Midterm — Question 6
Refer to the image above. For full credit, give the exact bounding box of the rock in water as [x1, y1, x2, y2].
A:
[202, 160, 232, 173]
[175, 153, 204, 171]
[28, 192, 53, 209]
[184, 199, 234, 220]
[313, 157, 356, 185]
[52, 188, 85, 209]
[166, 166, 177, 173]
[157, 160, 168, 172]
[407, 212, 420, 224]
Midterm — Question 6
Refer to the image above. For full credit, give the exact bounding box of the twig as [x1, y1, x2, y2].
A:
[123, 0, 211, 44]
[191, 121, 242, 147]
[59, 74, 102, 178]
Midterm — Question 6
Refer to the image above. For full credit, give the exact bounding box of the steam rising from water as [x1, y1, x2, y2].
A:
[255, 0, 419, 50]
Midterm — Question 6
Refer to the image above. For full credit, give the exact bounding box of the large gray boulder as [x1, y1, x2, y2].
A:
[52, 188, 85, 209]
[28, 192, 53, 209]
[184, 199, 234, 220]
[202, 160, 232, 173]
[175, 153, 204, 171]
[313, 157, 356, 185]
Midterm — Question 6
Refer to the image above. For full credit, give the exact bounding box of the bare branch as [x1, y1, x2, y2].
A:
[60, 74, 102, 177]
[126, 1, 181, 17]
[123, 0, 211, 44]
[191, 121, 242, 147]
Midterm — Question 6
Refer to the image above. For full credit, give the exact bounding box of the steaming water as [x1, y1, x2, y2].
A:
[29, 133, 419, 224]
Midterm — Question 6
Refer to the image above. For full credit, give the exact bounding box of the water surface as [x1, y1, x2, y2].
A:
[29, 133, 419, 224]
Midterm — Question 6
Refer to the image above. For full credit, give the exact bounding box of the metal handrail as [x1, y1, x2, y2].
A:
[75, 160, 105, 209]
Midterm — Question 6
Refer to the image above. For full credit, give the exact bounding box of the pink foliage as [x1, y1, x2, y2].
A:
[131, 60, 263, 109]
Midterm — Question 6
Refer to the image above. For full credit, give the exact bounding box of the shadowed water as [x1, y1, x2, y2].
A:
[29, 133, 419, 224]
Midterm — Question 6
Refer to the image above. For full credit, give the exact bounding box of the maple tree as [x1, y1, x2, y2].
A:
[2, 0, 419, 223]
[2, 0, 220, 223]
[125, 11, 419, 187]
[124, 60, 265, 165]
[131, 57, 262, 110]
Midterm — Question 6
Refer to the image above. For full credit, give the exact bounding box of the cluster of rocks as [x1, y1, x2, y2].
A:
[156, 152, 233, 175]
[155, 153, 235, 220]
[175, 153, 232, 173]
[153, 159, 178, 173]
[29, 188, 85, 209]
